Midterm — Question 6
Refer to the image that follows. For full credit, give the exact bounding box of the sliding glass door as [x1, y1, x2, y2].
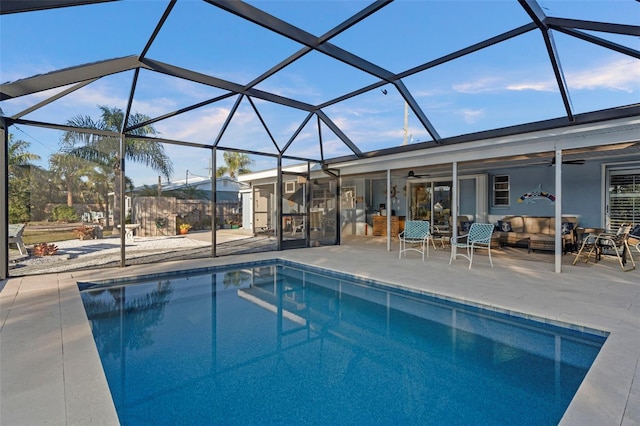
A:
[408, 180, 451, 229]
[408, 174, 487, 232]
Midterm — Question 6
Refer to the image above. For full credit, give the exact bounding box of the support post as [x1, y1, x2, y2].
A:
[386, 169, 391, 251]
[451, 161, 458, 259]
[1, 123, 8, 279]
[119, 134, 126, 267]
[211, 148, 217, 257]
[277, 156, 282, 251]
[555, 149, 562, 273]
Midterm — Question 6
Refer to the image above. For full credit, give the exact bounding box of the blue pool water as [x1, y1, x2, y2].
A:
[80, 260, 606, 425]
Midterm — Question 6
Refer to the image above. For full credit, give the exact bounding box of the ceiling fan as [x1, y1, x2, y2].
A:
[548, 157, 586, 166]
[407, 170, 430, 178]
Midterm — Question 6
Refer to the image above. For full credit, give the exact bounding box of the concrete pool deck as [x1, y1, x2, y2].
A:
[1, 237, 639, 425]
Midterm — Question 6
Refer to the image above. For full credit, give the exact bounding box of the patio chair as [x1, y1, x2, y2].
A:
[572, 232, 600, 265]
[399, 220, 436, 261]
[291, 217, 305, 236]
[449, 223, 495, 269]
[573, 224, 636, 271]
[8, 223, 28, 256]
[629, 225, 640, 257]
[596, 225, 636, 272]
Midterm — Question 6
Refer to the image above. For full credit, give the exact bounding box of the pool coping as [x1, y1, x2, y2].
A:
[1, 244, 638, 425]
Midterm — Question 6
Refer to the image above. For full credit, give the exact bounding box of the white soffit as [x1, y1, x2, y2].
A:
[332, 117, 640, 175]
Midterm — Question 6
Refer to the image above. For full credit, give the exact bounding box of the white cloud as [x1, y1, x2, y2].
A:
[62, 85, 128, 111]
[456, 108, 485, 124]
[256, 74, 323, 102]
[454, 58, 639, 95]
[567, 59, 639, 92]
[455, 75, 557, 94]
[506, 81, 556, 92]
[155, 107, 229, 143]
[453, 77, 503, 94]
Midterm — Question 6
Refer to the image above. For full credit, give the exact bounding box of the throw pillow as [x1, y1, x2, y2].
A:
[561, 222, 574, 235]
[460, 221, 474, 232]
[497, 220, 512, 232]
[630, 224, 640, 237]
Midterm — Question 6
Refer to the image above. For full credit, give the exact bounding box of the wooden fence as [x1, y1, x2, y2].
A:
[132, 197, 241, 237]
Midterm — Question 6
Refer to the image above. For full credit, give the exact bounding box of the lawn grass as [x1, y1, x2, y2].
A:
[22, 230, 78, 245]
[21, 223, 116, 245]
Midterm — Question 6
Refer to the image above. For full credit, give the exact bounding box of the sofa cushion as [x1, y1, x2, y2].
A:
[523, 216, 550, 234]
[509, 216, 524, 232]
[495, 215, 579, 249]
[550, 216, 578, 233]
[500, 231, 530, 247]
[497, 220, 512, 232]
[561, 221, 574, 235]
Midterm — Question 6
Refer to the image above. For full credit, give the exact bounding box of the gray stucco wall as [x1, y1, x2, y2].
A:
[488, 162, 603, 228]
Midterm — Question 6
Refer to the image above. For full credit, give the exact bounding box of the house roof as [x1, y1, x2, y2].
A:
[134, 175, 248, 192]
[1, 0, 638, 168]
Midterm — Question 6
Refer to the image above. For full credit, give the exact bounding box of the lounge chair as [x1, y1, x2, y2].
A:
[449, 223, 495, 269]
[598, 230, 636, 272]
[9, 223, 28, 256]
[291, 217, 305, 236]
[399, 220, 436, 261]
[628, 225, 640, 257]
[574, 224, 636, 272]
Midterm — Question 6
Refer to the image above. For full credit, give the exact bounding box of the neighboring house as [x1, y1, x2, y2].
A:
[135, 176, 248, 202]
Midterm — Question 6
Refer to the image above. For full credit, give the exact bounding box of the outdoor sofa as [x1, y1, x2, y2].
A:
[494, 215, 579, 253]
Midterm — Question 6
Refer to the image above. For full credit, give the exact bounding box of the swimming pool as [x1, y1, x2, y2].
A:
[79, 260, 606, 425]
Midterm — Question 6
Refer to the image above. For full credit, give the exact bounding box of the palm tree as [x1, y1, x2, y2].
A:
[49, 148, 93, 207]
[216, 152, 253, 179]
[62, 106, 173, 228]
[8, 134, 41, 223]
[8, 134, 40, 173]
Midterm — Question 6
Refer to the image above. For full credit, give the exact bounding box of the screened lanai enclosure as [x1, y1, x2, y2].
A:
[1, 0, 639, 278]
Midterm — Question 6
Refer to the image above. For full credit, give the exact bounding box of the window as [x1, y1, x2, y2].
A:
[285, 181, 295, 194]
[608, 169, 640, 230]
[493, 175, 510, 206]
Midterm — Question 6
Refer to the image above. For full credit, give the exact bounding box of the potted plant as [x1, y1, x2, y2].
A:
[73, 224, 95, 240]
[32, 242, 59, 256]
[178, 223, 192, 234]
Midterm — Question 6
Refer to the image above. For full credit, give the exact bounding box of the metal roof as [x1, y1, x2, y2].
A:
[1, 0, 638, 167]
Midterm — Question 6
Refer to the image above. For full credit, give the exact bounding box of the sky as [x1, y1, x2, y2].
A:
[1, 0, 638, 187]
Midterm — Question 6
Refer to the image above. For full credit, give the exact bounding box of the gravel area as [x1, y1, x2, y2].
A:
[9, 233, 276, 276]
[10, 235, 211, 274]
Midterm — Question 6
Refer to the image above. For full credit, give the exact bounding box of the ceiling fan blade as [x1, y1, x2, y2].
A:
[549, 157, 585, 166]
[407, 170, 430, 178]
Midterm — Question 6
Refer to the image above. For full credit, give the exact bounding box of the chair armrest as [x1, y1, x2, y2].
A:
[450, 233, 468, 244]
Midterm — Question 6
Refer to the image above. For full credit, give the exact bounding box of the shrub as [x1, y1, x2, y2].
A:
[52, 205, 78, 222]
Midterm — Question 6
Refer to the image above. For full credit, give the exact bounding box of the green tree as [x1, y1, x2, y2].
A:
[49, 148, 93, 207]
[62, 106, 173, 228]
[216, 152, 253, 179]
[27, 167, 63, 221]
[8, 134, 41, 223]
[83, 168, 111, 219]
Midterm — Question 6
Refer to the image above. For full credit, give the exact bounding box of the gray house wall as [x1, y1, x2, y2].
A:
[488, 162, 603, 228]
